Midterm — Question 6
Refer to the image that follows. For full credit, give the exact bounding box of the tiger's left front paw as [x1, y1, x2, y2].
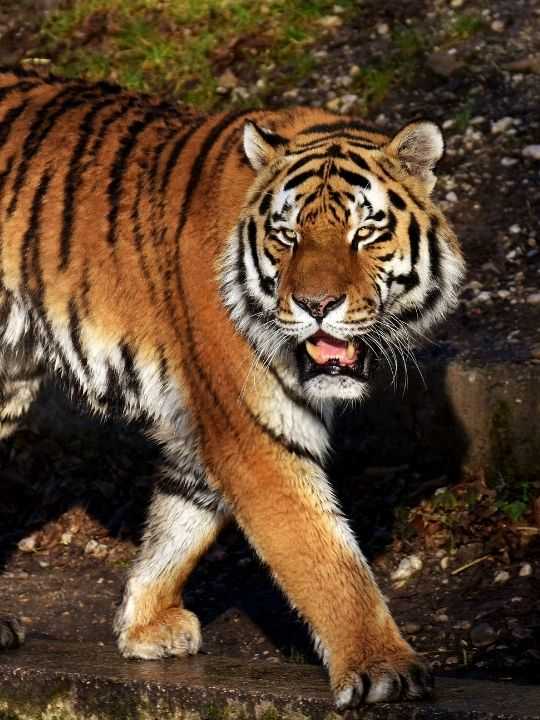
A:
[333, 651, 433, 709]
[116, 607, 202, 660]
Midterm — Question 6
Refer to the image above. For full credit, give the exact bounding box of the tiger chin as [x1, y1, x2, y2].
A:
[0, 68, 464, 709]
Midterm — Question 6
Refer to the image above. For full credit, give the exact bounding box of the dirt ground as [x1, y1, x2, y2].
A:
[0, 0, 539, 695]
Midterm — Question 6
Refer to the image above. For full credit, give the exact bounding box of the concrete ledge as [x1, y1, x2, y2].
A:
[1, 640, 539, 720]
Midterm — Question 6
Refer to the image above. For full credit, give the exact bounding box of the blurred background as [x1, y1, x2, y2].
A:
[0, 0, 539, 686]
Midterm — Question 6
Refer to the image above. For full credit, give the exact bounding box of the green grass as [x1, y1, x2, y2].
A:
[39, 0, 356, 110]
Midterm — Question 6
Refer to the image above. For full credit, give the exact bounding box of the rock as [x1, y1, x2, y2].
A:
[60, 532, 72, 546]
[491, 20, 504, 32]
[520, 563, 533, 578]
[318, 15, 343, 29]
[491, 117, 514, 134]
[450, 0, 464, 6]
[376, 22, 390, 36]
[217, 69, 239, 90]
[84, 539, 108, 559]
[471, 623, 497, 647]
[391, 554, 423, 582]
[445, 655, 460, 666]
[494, 570, 510, 583]
[522, 144, 540, 160]
[446, 191, 458, 202]
[435, 614, 449, 623]
[17, 535, 37, 553]
[526, 293, 540, 305]
[506, 54, 540, 74]
[440, 556, 450, 570]
[501, 157, 518, 167]
[509, 224, 521, 234]
[427, 50, 465, 78]
[402, 622, 422, 634]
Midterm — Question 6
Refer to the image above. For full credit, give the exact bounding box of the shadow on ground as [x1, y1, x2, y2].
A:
[0, 352, 468, 661]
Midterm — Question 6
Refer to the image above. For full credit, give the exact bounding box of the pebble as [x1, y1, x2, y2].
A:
[491, 117, 514, 134]
[519, 563, 533, 577]
[446, 191, 458, 203]
[402, 622, 422, 634]
[435, 614, 449, 623]
[440, 556, 450, 570]
[376, 22, 390, 35]
[318, 14, 343, 28]
[84, 539, 108, 559]
[471, 623, 497, 647]
[526, 293, 540, 305]
[509, 224, 521, 234]
[491, 20, 504, 32]
[494, 570, 510, 583]
[445, 655, 460, 666]
[60, 532, 72, 545]
[391, 554, 423, 582]
[17, 535, 37, 553]
[501, 157, 518, 167]
[522, 144, 540, 160]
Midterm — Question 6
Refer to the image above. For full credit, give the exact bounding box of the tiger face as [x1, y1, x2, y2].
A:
[222, 118, 464, 403]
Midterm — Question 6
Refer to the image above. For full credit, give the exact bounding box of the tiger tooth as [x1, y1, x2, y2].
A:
[346, 341, 356, 360]
[305, 340, 322, 363]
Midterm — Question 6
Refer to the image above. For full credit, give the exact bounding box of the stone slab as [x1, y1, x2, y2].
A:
[0, 639, 539, 720]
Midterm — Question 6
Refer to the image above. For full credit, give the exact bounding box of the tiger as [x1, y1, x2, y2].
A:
[0, 67, 464, 708]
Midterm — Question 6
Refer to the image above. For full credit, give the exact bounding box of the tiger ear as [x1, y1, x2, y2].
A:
[243, 121, 287, 171]
[385, 120, 444, 192]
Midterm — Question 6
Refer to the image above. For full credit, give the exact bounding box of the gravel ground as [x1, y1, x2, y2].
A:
[0, 0, 539, 691]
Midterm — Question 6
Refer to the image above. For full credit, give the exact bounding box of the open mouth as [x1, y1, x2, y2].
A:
[297, 330, 374, 382]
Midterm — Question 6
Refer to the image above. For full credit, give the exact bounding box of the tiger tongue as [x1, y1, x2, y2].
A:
[305, 332, 358, 366]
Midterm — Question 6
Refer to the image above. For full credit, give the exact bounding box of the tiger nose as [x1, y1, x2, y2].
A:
[292, 294, 346, 319]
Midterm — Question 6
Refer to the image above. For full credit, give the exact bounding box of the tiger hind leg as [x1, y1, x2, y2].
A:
[114, 471, 229, 659]
[0, 350, 43, 439]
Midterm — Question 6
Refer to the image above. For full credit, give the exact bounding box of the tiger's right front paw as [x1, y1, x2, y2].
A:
[116, 607, 202, 660]
[333, 651, 433, 709]
[0, 616, 25, 650]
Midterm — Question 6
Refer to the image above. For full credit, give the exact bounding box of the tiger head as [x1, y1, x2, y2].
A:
[221, 115, 464, 404]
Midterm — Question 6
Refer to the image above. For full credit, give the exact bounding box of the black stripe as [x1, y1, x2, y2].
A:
[258, 190, 273, 215]
[7, 87, 86, 217]
[287, 153, 326, 175]
[247, 217, 274, 296]
[131, 163, 158, 300]
[283, 170, 313, 191]
[173, 110, 253, 245]
[338, 168, 371, 189]
[87, 96, 140, 160]
[20, 167, 52, 291]
[159, 120, 205, 194]
[245, 404, 324, 469]
[68, 298, 90, 376]
[106, 111, 159, 246]
[300, 120, 377, 135]
[0, 100, 29, 151]
[0, 80, 36, 103]
[59, 97, 119, 270]
[120, 341, 141, 397]
[408, 213, 421, 268]
[348, 151, 370, 170]
[388, 189, 406, 210]
[393, 269, 419, 292]
[427, 217, 441, 280]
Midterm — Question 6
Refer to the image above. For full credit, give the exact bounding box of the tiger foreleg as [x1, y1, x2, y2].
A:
[216, 446, 432, 708]
[114, 487, 229, 660]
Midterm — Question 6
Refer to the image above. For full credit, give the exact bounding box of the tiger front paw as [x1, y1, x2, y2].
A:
[332, 647, 433, 709]
[116, 607, 202, 660]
